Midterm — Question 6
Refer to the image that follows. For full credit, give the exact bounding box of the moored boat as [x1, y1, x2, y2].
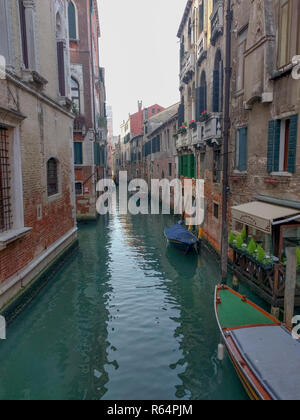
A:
[164, 222, 200, 254]
[215, 285, 300, 400]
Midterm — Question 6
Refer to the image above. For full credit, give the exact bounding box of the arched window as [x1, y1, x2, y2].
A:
[68, 1, 77, 40]
[47, 158, 58, 197]
[199, 71, 207, 115]
[71, 77, 80, 114]
[213, 50, 223, 113]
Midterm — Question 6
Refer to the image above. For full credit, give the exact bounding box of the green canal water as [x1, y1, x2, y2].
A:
[0, 211, 254, 400]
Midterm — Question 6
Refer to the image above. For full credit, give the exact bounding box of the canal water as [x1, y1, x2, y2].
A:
[0, 210, 252, 400]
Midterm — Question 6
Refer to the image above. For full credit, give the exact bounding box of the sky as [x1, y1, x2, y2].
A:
[98, 0, 187, 135]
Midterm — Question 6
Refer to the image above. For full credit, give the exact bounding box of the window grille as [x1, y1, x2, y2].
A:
[0, 127, 12, 232]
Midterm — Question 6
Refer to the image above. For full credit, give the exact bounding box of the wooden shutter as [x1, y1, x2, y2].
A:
[178, 100, 185, 127]
[74, 142, 83, 164]
[288, 114, 298, 173]
[267, 120, 280, 173]
[57, 41, 66, 97]
[238, 128, 248, 171]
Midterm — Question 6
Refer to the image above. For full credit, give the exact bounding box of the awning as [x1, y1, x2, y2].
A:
[231, 201, 300, 234]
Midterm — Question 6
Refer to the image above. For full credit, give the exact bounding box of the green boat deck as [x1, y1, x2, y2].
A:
[217, 288, 278, 330]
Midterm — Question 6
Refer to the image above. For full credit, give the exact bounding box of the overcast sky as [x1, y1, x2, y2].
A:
[98, 0, 186, 135]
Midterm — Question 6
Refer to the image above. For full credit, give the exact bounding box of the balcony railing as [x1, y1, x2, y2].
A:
[180, 51, 195, 85]
[210, 0, 224, 46]
[176, 115, 223, 150]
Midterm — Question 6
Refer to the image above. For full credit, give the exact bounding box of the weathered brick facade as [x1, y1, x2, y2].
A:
[0, 0, 77, 309]
[69, 0, 107, 220]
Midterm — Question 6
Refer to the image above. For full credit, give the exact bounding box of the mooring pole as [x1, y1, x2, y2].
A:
[284, 247, 297, 330]
[221, 0, 233, 283]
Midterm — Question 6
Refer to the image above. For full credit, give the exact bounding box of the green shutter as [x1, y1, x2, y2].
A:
[183, 155, 188, 177]
[74, 142, 83, 164]
[238, 128, 248, 172]
[267, 120, 280, 173]
[288, 114, 298, 173]
[94, 142, 100, 165]
[273, 120, 281, 172]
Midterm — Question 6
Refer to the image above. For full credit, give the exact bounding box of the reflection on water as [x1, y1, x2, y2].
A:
[0, 209, 248, 400]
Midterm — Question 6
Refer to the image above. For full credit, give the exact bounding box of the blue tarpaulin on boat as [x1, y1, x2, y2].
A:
[230, 326, 300, 400]
[165, 224, 198, 245]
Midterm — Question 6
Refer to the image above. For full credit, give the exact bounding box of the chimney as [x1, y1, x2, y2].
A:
[138, 100, 143, 111]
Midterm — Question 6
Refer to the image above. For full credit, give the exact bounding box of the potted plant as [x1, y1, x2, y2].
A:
[189, 120, 197, 130]
[178, 125, 187, 134]
[199, 110, 210, 122]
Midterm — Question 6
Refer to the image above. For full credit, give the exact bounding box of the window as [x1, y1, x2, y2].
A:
[200, 152, 206, 179]
[236, 27, 248, 92]
[71, 77, 80, 115]
[236, 127, 248, 172]
[169, 163, 172, 177]
[278, 0, 291, 67]
[213, 50, 223, 113]
[74, 142, 83, 165]
[213, 148, 221, 183]
[199, 1, 204, 34]
[0, 127, 12, 233]
[56, 13, 66, 97]
[178, 154, 196, 178]
[47, 158, 59, 197]
[267, 115, 298, 173]
[75, 182, 83, 196]
[213, 203, 219, 220]
[18, 0, 29, 69]
[196, 71, 207, 119]
[68, 1, 77, 40]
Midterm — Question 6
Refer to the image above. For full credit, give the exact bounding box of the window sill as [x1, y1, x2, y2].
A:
[0, 227, 32, 251]
[270, 172, 292, 177]
[48, 192, 62, 203]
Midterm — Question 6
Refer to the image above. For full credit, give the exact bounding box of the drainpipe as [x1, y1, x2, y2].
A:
[221, 0, 233, 283]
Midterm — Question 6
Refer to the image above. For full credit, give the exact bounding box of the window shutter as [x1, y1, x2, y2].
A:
[273, 120, 281, 172]
[183, 155, 188, 177]
[288, 114, 298, 173]
[195, 87, 200, 122]
[94, 142, 100, 165]
[238, 128, 247, 172]
[57, 41, 66, 97]
[199, 86, 205, 116]
[213, 69, 219, 112]
[178, 100, 185, 127]
[74, 142, 83, 164]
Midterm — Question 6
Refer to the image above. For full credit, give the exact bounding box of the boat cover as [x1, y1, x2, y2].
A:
[230, 326, 300, 400]
[165, 224, 198, 245]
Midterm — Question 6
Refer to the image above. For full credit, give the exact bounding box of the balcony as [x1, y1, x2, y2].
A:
[197, 33, 207, 66]
[201, 113, 222, 145]
[176, 115, 222, 150]
[180, 51, 195, 85]
[210, 0, 224, 46]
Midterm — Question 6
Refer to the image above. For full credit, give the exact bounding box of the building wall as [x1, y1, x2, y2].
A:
[69, 0, 107, 220]
[0, 0, 76, 309]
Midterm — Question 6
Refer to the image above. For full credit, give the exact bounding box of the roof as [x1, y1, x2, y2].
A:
[177, 0, 193, 38]
[147, 103, 179, 137]
[231, 201, 300, 234]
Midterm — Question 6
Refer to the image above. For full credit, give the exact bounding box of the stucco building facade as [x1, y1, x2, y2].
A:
[0, 0, 77, 310]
